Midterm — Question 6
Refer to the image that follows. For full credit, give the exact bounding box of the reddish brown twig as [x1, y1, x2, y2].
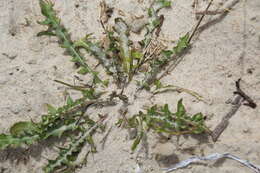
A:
[211, 95, 243, 142]
[211, 78, 257, 142]
[234, 78, 257, 108]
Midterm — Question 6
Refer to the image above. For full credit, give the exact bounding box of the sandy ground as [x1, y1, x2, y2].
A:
[0, 0, 260, 173]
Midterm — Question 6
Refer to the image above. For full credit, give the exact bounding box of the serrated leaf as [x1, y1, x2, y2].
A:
[0, 134, 39, 150]
[10, 121, 37, 137]
[161, 50, 173, 58]
[37, 18, 52, 25]
[131, 50, 143, 59]
[38, 0, 103, 86]
[157, 0, 172, 8]
[176, 99, 186, 117]
[43, 118, 104, 173]
[161, 104, 171, 118]
[152, 18, 161, 27]
[154, 80, 163, 90]
[114, 17, 132, 74]
[37, 30, 56, 37]
[86, 136, 97, 153]
[131, 131, 143, 151]
[93, 74, 103, 85]
[46, 104, 57, 115]
[78, 67, 89, 75]
[74, 37, 117, 75]
[66, 96, 74, 106]
[141, 0, 171, 48]
[39, 0, 54, 17]
[192, 113, 204, 122]
[44, 122, 78, 139]
[173, 33, 189, 54]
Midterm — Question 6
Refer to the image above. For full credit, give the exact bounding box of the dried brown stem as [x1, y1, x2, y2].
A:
[211, 78, 257, 141]
[188, 0, 214, 44]
[211, 95, 243, 142]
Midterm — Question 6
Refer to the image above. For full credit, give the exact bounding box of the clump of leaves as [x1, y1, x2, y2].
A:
[141, 0, 172, 48]
[0, 83, 112, 173]
[43, 115, 107, 173]
[37, 0, 185, 89]
[138, 33, 190, 90]
[0, 88, 103, 150]
[0, 0, 210, 172]
[118, 99, 210, 150]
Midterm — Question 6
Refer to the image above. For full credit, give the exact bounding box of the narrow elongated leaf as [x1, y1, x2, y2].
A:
[176, 99, 186, 117]
[113, 18, 132, 74]
[38, 0, 104, 86]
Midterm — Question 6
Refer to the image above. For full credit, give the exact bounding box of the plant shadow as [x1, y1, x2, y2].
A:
[0, 136, 67, 164]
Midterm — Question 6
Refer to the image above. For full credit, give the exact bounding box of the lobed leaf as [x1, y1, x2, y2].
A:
[120, 99, 208, 150]
[38, 0, 105, 86]
[74, 37, 117, 76]
[43, 117, 106, 173]
[141, 0, 171, 48]
[113, 18, 132, 75]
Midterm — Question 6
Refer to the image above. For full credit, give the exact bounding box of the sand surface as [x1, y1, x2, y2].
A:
[0, 0, 260, 172]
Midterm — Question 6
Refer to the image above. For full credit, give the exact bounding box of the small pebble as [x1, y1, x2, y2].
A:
[250, 16, 257, 21]
[247, 68, 254, 74]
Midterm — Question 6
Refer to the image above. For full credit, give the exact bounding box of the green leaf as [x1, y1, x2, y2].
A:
[37, 31, 56, 37]
[78, 67, 90, 75]
[154, 80, 163, 90]
[38, 0, 103, 86]
[176, 99, 186, 117]
[158, 0, 172, 8]
[86, 136, 97, 153]
[43, 118, 103, 173]
[102, 79, 109, 87]
[114, 17, 132, 74]
[173, 33, 189, 54]
[192, 113, 204, 122]
[10, 122, 38, 137]
[82, 88, 96, 99]
[152, 18, 161, 27]
[74, 37, 117, 75]
[131, 131, 144, 151]
[44, 122, 78, 139]
[161, 50, 173, 58]
[93, 75, 102, 85]
[37, 18, 52, 25]
[66, 96, 74, 106]
[46, 104, 57, 115]
[131, 50, 143, 59]
[0, 134, 39, 150]
[161, 104, 171, 117]
[39, 0, 54, 17]
[148, 8, 153, 17]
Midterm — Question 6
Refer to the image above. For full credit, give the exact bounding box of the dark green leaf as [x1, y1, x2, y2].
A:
[131, 131, 143, 151]
[10, 122, 37, 137]
[78, 67, 90, 75]
[173, 33, 189, 54]
[46, 104, 57, 115]
[176, 99, 186, 117]
[66, 96, 74, 106]
[37, 31, 56, 37]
